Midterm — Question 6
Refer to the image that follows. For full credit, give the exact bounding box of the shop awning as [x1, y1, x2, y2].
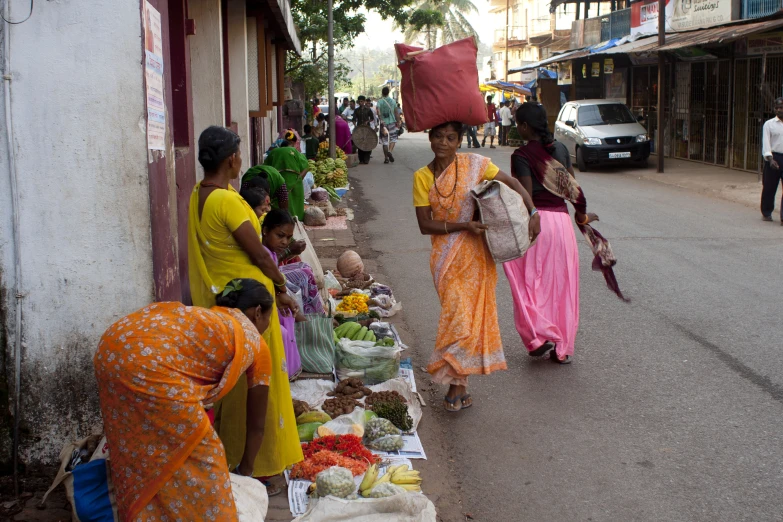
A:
[589, 17, 783, 57]
[508, 48, 589, 73]
[259, 0, 302, 55]
[485, 80, 532, 96]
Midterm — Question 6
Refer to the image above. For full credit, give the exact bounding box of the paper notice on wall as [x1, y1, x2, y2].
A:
[143, 1, 165, 150]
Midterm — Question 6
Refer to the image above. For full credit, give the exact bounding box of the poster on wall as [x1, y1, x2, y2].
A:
[558, 62, 572, 85]
[604, 58, 614, 74]
[631, 0, 736, 37]
[144, 1, 165, 151]
[591, 62, 601, 78]
[605, 69, 626, 99]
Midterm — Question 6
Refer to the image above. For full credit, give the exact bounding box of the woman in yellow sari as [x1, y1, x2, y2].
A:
[188, 126, 303, 493]
[94, 279, 274, 521]
[413, 121, 540, 412]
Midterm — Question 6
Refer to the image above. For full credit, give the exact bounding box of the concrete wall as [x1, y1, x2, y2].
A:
[188, 0, 225, 178]
[0, 0, 154, 464]
[227, 0, 251, 163]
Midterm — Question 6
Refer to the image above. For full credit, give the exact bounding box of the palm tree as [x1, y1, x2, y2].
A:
[399, 0, 480, 49]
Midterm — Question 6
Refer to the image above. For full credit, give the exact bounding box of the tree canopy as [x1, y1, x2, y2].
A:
[286, 0, 415, 99]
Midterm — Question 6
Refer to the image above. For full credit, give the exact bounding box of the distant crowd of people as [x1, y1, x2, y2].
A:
[461, 95, 524, 150]
[308, 86, 403, 165]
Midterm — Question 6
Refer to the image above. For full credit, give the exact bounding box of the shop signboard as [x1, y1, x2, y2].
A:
[746, 32, 783, 55]
[604, 58, 614, 74]
[631, 0, 738, 37]
[591, 62, 601, 78]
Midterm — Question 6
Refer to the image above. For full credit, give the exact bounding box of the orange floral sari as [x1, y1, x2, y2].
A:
[93, 303, 271, 522]
[425, 153, 506, 385]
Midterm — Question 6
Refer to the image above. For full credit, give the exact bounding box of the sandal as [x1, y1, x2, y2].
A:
[550, 352, 572, 365]
[529, 341, 555, 357]
[443, 395, 462, 413]
[260, 479, 283, 497]
[460, 394, 473, 409]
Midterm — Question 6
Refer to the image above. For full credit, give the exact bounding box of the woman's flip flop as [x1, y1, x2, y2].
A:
[460, 394, 473, 409]
[529, 341, 556, 357]
[443, 395, 462, 412]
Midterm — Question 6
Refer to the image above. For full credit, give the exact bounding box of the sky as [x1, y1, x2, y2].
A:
[352, 2, 496, 50]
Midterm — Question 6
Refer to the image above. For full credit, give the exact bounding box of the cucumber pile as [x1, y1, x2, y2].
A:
[334, 322, 377, 342]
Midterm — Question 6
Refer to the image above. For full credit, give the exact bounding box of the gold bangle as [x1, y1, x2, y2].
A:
[444, 221, 449, 234]
[576, 215, 588, 226]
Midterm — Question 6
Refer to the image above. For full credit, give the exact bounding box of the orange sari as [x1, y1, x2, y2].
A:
[423, 153, 506, 385]
[93, 303, 271, 522]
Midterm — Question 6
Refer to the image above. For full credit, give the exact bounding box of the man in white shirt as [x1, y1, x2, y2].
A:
[499, 101, 513, 146]
[761, 97, 783, 223]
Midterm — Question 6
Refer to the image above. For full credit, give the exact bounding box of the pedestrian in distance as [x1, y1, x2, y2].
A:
[338, 97, 350, 116]
[412, 121, 540, 412]
[188, 126, 303, 491]
[352, 95, 376, 165]
[378, 87, 402, 164]
[504, 103, 627, 364]
[482, 95, 498, 149]
[761, 97, 783, 224]
[464, 124, 480, 148]
[499, 101, 513, 146]
[302, 124, 319, 160]
[94, 280, 276, 520]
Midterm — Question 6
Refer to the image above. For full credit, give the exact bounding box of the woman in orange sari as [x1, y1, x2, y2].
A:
[413, 121, 541, 412]
[93, 279, 274, 521]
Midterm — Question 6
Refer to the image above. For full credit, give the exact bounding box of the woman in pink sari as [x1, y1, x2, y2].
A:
[504, 103, 627, 364]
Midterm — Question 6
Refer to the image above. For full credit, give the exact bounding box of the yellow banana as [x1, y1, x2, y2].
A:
[390, 464, 409, 480]
[371, 472, 390, 488]
[386, 464, 402, 477]
[398, 484, 422, 492]
[359, 464, 379, 492]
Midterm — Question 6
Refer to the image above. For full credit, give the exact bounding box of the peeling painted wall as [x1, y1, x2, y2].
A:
[0, 0, 154, 465]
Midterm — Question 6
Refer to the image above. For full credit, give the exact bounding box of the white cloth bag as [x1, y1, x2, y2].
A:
[471, 179, 530, 263]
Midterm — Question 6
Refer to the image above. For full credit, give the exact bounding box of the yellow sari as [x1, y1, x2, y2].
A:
[187, 183, 303, 477]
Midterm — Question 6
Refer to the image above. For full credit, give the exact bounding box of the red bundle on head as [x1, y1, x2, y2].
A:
[395, 37, 487, 132]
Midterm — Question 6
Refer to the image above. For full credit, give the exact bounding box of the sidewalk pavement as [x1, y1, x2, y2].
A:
[619, 157, 769, 212]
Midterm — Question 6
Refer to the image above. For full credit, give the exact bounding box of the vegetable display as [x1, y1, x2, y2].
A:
[315, 466, 355, 498]
[359, 464, 422, 497]
[290, 450, 368, 481]
[322, 397, 362, 418]
[336, 294, 370, 315]
[300, 434, 380, 465]
[308, 142, 348, 191]
[334, 320, 376, 341]
[294, 400, 312, 418]
[371, 397, 413, 432]
[296, 411, 332, 425]
[337, 250, 364, 279]
[327, 377, 372, 399]
[365, 417, 401, 440]
[297, 422, 323, 442]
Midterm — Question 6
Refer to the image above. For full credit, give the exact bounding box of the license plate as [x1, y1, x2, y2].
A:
[609, 152, 632, 159]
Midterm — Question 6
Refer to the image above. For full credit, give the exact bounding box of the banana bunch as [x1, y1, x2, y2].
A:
[359, 464, 422, 497]
[333, 321, 376, 342]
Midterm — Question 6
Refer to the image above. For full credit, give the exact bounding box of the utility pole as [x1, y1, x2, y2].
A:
[328, 0, 335, 159]
[657, 0, 665, 172]
[361, 55, 366, 93]
[504, 0, 510, 81]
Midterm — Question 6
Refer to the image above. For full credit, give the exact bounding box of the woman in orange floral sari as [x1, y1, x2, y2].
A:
[93, 279, 274, 522]
[413, 121, 541, 412]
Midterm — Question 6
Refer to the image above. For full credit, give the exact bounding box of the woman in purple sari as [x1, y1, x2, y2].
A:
[334, 114, 353, 154]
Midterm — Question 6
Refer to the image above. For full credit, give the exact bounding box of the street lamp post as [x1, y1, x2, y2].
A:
[328, 0, 335, 159]
[657, 0, 665, 172]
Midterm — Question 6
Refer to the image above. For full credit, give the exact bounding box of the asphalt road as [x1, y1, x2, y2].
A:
[352, 132, 783, 522]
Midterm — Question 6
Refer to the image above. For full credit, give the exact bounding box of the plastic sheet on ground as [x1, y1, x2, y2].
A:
[293, 492, 437, 521]
[289, 377, 423, 432]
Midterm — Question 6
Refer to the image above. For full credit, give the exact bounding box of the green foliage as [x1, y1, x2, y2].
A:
[397, 0, 479, 48]
[287, 0, 415, 100]
[408, 8, 444, 31]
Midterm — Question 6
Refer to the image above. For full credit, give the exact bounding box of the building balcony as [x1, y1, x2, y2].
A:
[743, 0, 782, 18]
[493, 26, 528, 50]
[570, 7, 630, 48]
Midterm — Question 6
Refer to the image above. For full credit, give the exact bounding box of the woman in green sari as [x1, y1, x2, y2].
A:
[264, 142, 309, 220]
